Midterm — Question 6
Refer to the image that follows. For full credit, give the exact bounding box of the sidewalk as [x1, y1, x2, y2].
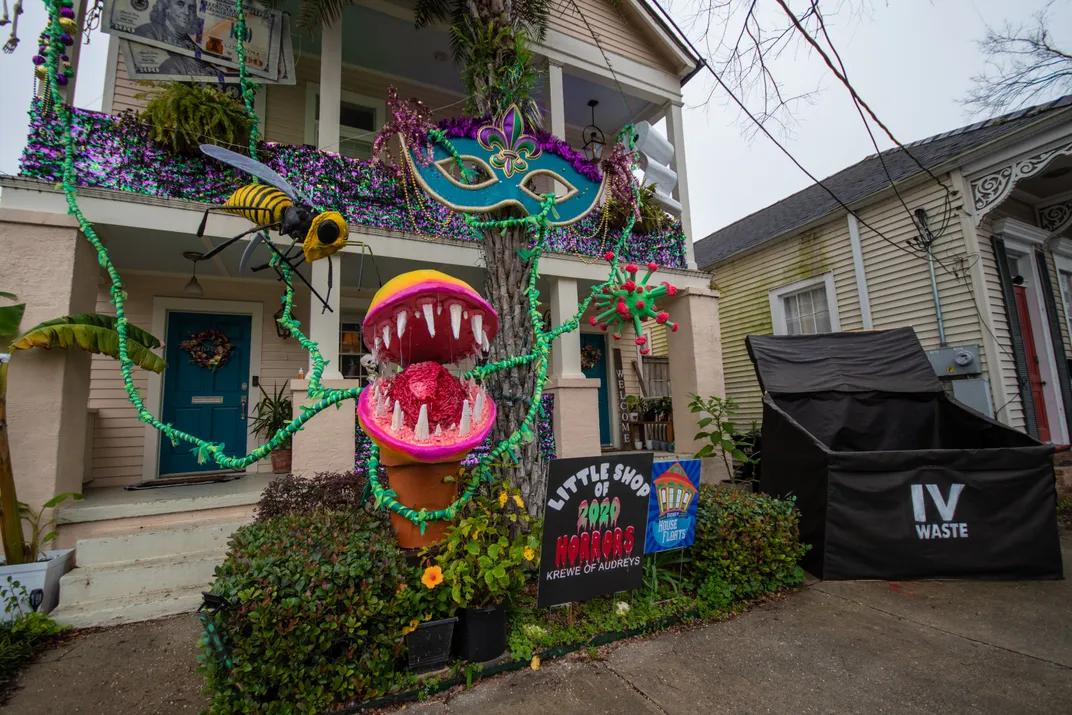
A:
[6, 533, 1071, 714]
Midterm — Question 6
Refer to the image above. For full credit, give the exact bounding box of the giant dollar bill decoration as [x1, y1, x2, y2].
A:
[104, 0, 282, 81]
[120, 11, 295, 84]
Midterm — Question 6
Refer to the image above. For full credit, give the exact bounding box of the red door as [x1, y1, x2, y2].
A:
[1015, 286, 1051, 442]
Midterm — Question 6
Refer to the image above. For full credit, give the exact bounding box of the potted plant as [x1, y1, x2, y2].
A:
[625, 395, 641, 422]
[249, 382, 293, 473]
[424, 485, 540, 662]
[0, 294, 165, 615]
[1, 494, 82, 622]
[401, 561, 458, 672]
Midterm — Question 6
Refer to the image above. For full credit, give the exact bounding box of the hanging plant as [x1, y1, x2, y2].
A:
[180, 328, 234, 372]
[138, 81, 253, 155]
[580, 344, 602, 370]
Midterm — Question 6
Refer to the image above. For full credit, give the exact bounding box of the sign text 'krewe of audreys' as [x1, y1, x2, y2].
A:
[537, 453, 653, 608]
[644, 460, 701, 553]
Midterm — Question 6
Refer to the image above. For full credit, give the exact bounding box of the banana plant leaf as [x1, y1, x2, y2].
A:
[10, 313, 167, 373]
[0, 291, 24, 339]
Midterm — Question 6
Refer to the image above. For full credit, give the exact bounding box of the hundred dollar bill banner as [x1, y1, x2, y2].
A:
[119, 12, 295, 84]
[644, 459, 700, 553]
[105, 0, 287, 81]
[537, 453, 652, 608]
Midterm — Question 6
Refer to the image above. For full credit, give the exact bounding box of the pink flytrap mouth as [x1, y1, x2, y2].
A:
[358, 361, 496, 464]
[363, 281, 499, 366]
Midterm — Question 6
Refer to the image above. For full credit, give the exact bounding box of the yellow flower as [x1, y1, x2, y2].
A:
[530, 656, 541, 671]
[401, 619, 421, 637]
[513, 494, 524, 509]
[523, 547, 536, 562]
[421, 565, 444, 589]
[498, 491, 508, 507]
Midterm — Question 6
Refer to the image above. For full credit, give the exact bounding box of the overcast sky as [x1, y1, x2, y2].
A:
[1, 0, 1070, 242]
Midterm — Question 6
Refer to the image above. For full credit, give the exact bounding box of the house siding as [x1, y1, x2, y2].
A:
[711, 177, 1001, 424]
[87, 275, 310, 486]
[549, 0, 679, 73]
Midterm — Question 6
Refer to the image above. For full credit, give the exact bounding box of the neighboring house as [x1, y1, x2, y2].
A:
[0, 0, 723, 626]
[696, 96, 1072, 448]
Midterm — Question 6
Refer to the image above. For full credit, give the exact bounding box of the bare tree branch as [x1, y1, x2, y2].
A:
[963, 2, 1072, 115]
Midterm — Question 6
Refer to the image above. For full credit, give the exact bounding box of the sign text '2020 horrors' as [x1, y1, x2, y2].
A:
[537, 453, 654, 608]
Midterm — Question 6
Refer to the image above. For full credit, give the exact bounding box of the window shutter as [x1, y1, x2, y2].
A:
[992, 236, 1038, 439]
[1034, 249, 1072, 438]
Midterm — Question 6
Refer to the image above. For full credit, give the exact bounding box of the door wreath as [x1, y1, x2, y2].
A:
[180, 329, 235, 372]
[580, 344, 602, 370]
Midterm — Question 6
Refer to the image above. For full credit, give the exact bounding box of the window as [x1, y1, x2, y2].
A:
[339, 321, 369, 380]
[769, 273, 840, 336]
[305, 86, 385, 161]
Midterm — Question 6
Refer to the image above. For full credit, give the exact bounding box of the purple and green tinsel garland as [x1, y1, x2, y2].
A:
[18, 102, 686, 268]
[355, 393, 556, 472]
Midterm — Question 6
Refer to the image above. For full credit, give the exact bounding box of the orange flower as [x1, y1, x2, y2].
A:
[421, 565, 444, 589]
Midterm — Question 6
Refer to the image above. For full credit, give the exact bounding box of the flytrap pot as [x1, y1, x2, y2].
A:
[405, 616, 458, 672]
[357, 270, 499, 548]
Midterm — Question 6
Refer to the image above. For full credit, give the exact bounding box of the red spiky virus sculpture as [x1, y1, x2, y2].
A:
[589, 253, 679, 355]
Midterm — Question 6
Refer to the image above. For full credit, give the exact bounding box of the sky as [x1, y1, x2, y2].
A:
[1, 0, 1070, 243]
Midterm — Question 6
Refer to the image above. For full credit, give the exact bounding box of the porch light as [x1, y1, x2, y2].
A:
[274, 305, 291, 340]
[182, 251, 204, 296]
[582, 100, 605, 162]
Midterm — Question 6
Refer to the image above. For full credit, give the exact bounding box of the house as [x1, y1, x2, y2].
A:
[695, 96, 1072, 464]
[0, 0, 722, 626]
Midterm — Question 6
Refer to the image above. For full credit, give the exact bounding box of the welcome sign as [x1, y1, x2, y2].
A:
[537, 453, 653, 608]
[645, 460, 701, 553]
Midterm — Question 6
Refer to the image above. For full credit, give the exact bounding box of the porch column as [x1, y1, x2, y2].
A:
[664, 287, 726, 480]
[318, 17, 343, 153]
[664, 101, 696, 269]
[0, 209, 96, 512]
[309, 258, 342, 379]
[546, 277, 602, 457]
[544, 61, 565, 139]
[290, 379, 356, 475]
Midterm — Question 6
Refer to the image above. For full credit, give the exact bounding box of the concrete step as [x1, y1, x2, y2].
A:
[51, 585, 206, 629]
[58, 549, 224, 604]
[74, 521, 244, 567]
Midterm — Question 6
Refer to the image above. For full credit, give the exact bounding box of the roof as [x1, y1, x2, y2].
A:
[695, 95, 1072, 268]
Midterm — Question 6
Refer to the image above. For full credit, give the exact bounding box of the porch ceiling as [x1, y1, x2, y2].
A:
[281, 0, 660, 133]
[1017, 155, 1072, 200]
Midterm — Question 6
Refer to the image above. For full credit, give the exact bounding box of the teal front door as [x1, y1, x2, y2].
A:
[580, 333, 611, 446]
[160, 312, 252, 475]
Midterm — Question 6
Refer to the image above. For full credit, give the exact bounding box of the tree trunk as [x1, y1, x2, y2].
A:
[0, 359, 27, 564]
[481, 224, 546, 517]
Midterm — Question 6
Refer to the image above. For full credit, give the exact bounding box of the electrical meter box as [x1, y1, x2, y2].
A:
[926, 344, 983, 377]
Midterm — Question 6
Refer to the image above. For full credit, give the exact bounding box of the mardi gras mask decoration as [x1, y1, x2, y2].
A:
[402, 105, 605, 225]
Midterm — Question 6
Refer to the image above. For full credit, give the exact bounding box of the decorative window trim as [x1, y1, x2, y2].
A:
[992, 217, 1050, 246]
[768, 272, 841, 336]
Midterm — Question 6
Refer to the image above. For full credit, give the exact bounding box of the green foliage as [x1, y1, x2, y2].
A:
[691, 485, 807, 600]
[0, 293, 25, 341]
[689, 393, 753, 483]
[1, 579, 68, 692]
[426, 485, 541, 609]
[11, 314, 166, 373]
[139, 82, 253, 155]
[606, 183, 671, 234]
[18, 493, 82, 560]
[247, 382, 293, 450]
[254, 471, 370, 522]
[200, 511, 416, 713]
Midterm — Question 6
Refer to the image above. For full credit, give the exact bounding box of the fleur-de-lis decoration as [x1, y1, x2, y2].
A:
[477, 105, 542, 178]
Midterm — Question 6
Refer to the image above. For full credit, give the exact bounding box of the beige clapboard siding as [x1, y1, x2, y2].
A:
[111, 50, 154, 115]
[87, 274, 310, 486]
[548, 0, 677, 73]
[643, 321, 668, 356]
[263, 55, 467, 146]
[977, 214, 1026, 430]
[713, 215, 862, 422]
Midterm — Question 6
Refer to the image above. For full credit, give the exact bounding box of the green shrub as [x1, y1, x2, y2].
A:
[1, 579, 68, 695]
[199, 511, 413, 713]
[691, 485, 807, 599]
[139, 82, 253, 155]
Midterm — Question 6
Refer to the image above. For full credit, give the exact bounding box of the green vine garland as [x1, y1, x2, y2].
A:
[34, 0, 641, 535]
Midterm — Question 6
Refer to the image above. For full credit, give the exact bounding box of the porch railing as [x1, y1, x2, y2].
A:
[19, 103, 689, 268]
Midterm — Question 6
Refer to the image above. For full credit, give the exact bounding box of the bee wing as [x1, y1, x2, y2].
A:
[200, 144, 314, 205]
[238, 232, 266, 274]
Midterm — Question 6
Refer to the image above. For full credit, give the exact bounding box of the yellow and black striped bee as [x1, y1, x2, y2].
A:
[193, 144, 350, 310]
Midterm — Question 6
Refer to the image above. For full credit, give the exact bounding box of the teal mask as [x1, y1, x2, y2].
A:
[403, 106, 605, 226]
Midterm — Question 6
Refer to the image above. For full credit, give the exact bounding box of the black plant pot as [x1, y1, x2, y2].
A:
[454, 604, 507, 663]
[405, 616, 457, 672]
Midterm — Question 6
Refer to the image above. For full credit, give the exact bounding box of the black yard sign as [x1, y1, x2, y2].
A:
[537, 453, 654, 608]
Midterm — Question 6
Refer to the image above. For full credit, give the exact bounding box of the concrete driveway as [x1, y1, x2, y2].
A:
[399, 532, 1072, 715]
[6, 534, 1070, 714]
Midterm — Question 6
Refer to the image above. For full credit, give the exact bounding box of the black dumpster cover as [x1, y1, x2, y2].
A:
[747, 328, 943, 394]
